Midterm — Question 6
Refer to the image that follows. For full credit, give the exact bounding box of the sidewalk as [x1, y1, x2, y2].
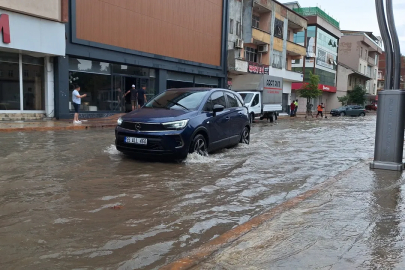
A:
[0, 114, 123, 132]
[163, 162, 405, 269]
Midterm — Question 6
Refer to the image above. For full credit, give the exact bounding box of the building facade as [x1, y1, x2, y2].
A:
[54, 0, 228, 119]
[378, 52, 405, 92]
[0, 0, 67, 120]
[338, 30, 382, 105]
[284, 3, 341, 113]
[227, 0, 307, 113]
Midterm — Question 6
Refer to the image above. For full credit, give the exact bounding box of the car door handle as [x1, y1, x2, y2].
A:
[238, 112, 243, 115]
[225, 116, 230, 120]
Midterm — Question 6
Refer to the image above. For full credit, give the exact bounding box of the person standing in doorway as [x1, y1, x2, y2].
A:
[72, 85, 87, 124]
[137, 86, 148, 109]
[124, 85, 138, 111]
[290, 101, 296, 117]
[294, 99, 299, 116]
[316, 103, 325, 118]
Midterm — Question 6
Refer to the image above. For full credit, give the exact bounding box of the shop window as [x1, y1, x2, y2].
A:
[8, 70, 13, 77]
[69, 58, 110, 74]
[112, 64, 149, 77]
[23, 57, 44, 110]
[195, 75, 218, 88]
[69, 71, 112, 112]
[0, 61, 20, 110]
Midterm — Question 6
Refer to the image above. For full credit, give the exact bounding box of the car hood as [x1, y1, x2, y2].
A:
[122, 108, 198, 123]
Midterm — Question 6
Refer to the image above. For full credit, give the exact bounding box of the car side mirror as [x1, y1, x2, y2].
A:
[213, 104, 224, 116]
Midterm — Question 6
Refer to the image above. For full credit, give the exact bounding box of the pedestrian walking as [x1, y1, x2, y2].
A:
[124, 84, 138, 111]
[137, 86, 148, 109]
[294, 99, 299, 116]
[72, 84, 87, 124]
[290, 101, 296, 117]
[316, 103, 325, 118]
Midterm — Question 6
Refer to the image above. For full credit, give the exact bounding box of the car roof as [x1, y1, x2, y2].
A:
[166, 88, 232, 92]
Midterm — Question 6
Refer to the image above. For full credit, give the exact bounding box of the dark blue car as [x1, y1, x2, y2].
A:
[115, 88, 250, 159]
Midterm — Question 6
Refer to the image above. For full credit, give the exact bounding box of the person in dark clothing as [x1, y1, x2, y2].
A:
[290, 101, 296, 117]
[137, 86, 147, 108]
[124, 84, 138, 111]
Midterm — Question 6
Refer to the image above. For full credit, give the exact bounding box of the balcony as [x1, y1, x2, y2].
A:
[368, 56, 376, 66]
[252, 28, 271, 45]
[227, 50, 248, 74]
[268, 67, 304, 82]
[287, 41, 306, 57]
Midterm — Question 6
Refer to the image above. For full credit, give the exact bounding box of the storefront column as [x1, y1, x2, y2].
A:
[157, 69, 167, 94]
[45, 56, 55, 117]
[54, 56, 69, 119]
[19, 54, 23, 111]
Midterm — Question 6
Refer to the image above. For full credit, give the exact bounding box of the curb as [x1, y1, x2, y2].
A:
[0, 123, 117, 132]
[160, 163, 361, 270]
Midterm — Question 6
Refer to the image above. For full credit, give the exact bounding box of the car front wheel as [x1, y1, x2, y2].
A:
[190, 134, 208, 156]
[359, 112, 365, 117]
[240, 126, 250, 145]
[340, 112, 345, 117]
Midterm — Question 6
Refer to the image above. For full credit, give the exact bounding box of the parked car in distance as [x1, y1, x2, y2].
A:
[330, 105, 366, 117]
[115, 88, 251, 160]
[365, 104, 377, 111]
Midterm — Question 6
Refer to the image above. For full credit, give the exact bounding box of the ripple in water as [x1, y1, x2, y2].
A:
[104, 144, 121, 155]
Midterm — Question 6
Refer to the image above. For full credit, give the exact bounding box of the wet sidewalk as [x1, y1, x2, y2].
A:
[165, 162, 405, 270]
[0, 114, 123, 132]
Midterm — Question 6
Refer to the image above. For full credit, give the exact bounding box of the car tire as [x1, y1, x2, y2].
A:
[340, 112, 345, 117]
[249, 113, 255, 124]
[240, 126, 250, 145]
[360, 112, 365, 117]
[190, 134, 208, 156]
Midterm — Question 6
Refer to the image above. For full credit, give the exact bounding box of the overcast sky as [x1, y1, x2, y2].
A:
[292, 0, 405, 52]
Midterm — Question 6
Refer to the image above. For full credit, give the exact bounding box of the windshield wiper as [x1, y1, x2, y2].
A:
[151, 99, 167, 109]
[167, 100, 189, 111]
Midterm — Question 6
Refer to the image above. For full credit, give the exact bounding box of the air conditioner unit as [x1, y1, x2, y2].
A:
[258, 44, 269, 53]
[234, 39, 244, 49]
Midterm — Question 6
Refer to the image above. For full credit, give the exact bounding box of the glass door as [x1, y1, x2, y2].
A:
[113, 75, 125, 112]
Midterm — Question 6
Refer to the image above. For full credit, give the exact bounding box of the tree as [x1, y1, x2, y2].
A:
[298, 72, 322, 116]
[348, 85, 367, 105]
[337, 95, 349, 106]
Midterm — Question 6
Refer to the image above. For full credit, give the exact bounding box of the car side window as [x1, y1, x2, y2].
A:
[233, 94, 243, 107]
[225, 93, 239, 108]
[211, 91, 226, 108]
[203, 97, 213, 112]
[251, 94, 259, 107]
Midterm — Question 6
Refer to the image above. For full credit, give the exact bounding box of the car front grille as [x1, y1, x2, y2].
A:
[121, 121, 165, 132]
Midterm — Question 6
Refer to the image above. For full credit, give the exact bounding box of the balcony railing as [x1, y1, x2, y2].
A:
[252, 28, 271, 44]
[368, 57, 376, 66]
[293, 7, 340, 29]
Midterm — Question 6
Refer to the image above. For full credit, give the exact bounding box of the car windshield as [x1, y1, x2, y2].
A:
[240, 93, 254, 104]
[145, 90, 208, 110]
[337, 106, 347, 110]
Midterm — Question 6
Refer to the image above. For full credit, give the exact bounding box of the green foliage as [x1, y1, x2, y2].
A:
[337, 95, 349, 106]
[348, 85, 367, 105]
[298, 72, 322, 101]
[337, 85, 367, 106]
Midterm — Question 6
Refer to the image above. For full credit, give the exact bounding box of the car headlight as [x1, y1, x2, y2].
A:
[117, 117, 123, 126]
[162, 119, 189, 130]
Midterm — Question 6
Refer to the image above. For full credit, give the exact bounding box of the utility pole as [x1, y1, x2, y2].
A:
[371, 0, 405, 171]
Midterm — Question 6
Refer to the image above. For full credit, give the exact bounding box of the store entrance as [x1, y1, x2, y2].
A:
[114, 76, 149, 112]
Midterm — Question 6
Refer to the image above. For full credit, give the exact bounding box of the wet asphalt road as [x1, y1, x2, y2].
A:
[0, 116, 376, 269]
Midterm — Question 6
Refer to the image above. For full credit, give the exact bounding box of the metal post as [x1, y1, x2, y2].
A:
[371, 0, 405, 171]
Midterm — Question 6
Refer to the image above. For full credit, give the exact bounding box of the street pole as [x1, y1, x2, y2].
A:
[371, 0, 405, 171]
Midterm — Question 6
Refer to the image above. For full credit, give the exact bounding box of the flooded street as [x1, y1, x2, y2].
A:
[0, 116, 376, 269]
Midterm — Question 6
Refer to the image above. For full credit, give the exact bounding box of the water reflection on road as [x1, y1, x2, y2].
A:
[0, 116, 376, 269]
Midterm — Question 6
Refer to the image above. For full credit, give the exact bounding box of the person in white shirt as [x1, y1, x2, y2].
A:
[72, 85, 87, 124]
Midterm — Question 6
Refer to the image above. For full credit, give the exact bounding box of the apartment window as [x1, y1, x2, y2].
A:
[374, 69, 377, 79]
[365, 50, 368, 59]
[230, 19, 234, 34]
[8, 70, 13, 77]
[287, 30, 291, 41]
[274, 19, 284, 39]
[360, 47, 363, 57]
[360, 64, 362, 72]
[245, 47, 258, 63]
[24, 70, 29, 77]
[272, 50, 283, 69]
[236, 21, 241, 37]
[252, 15, 260, 29]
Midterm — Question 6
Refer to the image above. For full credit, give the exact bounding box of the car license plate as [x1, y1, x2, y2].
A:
[125, 137, 147, 145]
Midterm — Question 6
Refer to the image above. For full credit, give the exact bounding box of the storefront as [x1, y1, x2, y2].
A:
[54, 0, 228, 119]
[0, 10, 65, 118]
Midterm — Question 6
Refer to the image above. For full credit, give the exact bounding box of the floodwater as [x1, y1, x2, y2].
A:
[0, 116, 376, 269]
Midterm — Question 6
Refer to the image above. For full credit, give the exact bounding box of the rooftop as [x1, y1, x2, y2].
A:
[293, 7, 340, 29]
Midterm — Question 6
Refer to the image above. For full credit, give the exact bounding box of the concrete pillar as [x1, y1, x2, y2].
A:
[157, 69, 167, 94]
[54, 56, 70, 119]
[44, 56, 55, 118]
